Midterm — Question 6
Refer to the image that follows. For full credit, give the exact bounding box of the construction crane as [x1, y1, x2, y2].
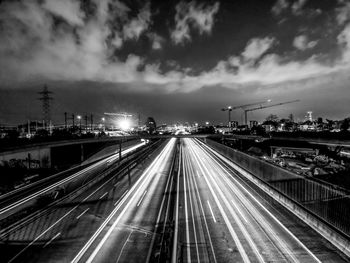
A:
[243, 100, 300, 125]
[104, 112, 133, 119]
[221, 99, 271, 127]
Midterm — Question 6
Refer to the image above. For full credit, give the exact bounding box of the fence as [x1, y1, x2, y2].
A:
[204, 138, 350, 238]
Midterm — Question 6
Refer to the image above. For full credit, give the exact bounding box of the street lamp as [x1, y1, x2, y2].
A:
[77, 115, 82, 132]
[221, 106, 233, 128]
[205, 121, 210, 126]
[101, 117, 105, 131]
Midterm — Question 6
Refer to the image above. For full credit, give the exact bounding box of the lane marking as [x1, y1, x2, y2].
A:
[136, 190, 148, 207]
[231, 200, 248, 223]
[114, 181, 120, 187]
[171, 145, 181, 263]
[187, 142, 217, 263]
[183, 149, 192, 263]
[0, 143, 145, 216]
[184, 151, 200, 263]
[99, 192, 108, 200]
[197, 139, 322, 263]
[187, 139, 251, 263]
[6, 143, 146, 262]
[114, 190, 129, 206]
[71, 138, 176, 263]
[207, 200, 216, 223]
[116, 231, 133, 263]
[146, 143, 175, 262]
[43, 232, 61, 248]
[76, 208, 90, 220]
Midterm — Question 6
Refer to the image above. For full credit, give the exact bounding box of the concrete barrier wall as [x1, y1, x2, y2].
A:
[0, 147, 50, 168]
[204, 138, 350, 240]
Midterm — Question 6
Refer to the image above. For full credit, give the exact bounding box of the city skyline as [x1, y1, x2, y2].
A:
[1, 0, 350, 124]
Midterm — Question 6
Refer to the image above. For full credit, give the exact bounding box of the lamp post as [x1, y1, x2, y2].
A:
[77, 115, 81, 133]
[221, 106, 233, 128]
[101, 117, 105, 132]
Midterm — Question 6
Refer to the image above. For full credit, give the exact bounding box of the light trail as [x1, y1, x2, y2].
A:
[182, 146, 192, 263]
[207, 200, 216, 223]
[71, 138, 176, 263]
[0, 142, 145, 216]
[196, 141, 321, 263]
[171, 144, 181, 263]
[186, 139, 251, 263]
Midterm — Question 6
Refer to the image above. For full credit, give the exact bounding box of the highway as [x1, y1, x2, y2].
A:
[173, 138, 348, 263]
[0, 141, 146, 221]
[0, 138, 177, 262]
[0, 137, 349, 262]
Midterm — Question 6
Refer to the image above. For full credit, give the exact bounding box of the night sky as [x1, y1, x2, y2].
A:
[1, 0, 350, 126]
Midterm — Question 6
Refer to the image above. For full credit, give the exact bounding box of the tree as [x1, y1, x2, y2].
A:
[341, 118, 350, 131]
[288, 113, 294, 122]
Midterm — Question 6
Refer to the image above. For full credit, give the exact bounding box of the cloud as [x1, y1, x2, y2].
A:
[42, 0, 85, 26]
[242, 37, 276, 61]
[271, 0, 289, 16]
[0, 0, 350, 97]
[148, 33, 164, 50]
[293, 35, 317, 50]
[123, 3, 151, 40]
[272, 0, 308, 16]
[291, 0, 308, 15]
[336, 1, 350, 25]
[171, 1, 220, 45]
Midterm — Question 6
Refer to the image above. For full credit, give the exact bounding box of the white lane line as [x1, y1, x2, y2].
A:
[0, 143, 145, 216]
[207, 200, 217, 223]
[76, 208, 90, 220]
[184, 151, 200, 263]
[188, 140, 251, 263]
[136, 190, 148, 207]
[115, 190, 129, 206]
[43, 232, 61, 248]
[8, 202, 81, 263]
[188, 144, 217, 263]
[114, 181, 120, 187]
[183, 150, 192, 263]
[198, 140, 321, 263]
[172, 146, 181, 263]
[116, 231, 133, 263]
[196, 171, 200, 178]
[198, 140, 322, 263]
[72, 138, 176, 263]
[6, 143, 147, 262]
[146, 146, 175, 262]
[231, 200, 248, 223]
[99, 192, 108, 200]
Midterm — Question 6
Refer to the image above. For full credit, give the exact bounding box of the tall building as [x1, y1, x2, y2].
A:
[305, 111, 313, 122]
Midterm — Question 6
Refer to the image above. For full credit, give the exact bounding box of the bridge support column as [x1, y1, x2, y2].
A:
[80, 144, 84, 162]
[119, 142, 122, 164]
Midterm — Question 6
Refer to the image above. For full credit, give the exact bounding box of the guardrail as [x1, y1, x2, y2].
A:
[0, 139, 163, 236]
[202, 138, 350, 240]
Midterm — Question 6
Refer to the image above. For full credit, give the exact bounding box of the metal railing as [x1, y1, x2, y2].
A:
[204, 138, 350, 239]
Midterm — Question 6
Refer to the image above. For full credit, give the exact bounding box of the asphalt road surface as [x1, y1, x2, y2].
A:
[172, 138, 348, 263]
[0, 137, 349, 263]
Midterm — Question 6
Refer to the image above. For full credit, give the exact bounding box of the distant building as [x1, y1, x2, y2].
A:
[229, 121, 238, 128]
[145, 117, 156, 134]
[249, 120, 258, 128]
[305, 111, 313, 122]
